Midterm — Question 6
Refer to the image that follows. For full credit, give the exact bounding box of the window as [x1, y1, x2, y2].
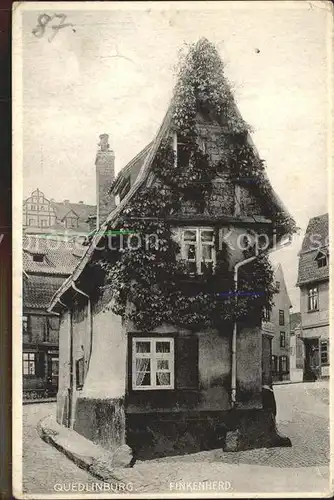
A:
[29, 219, 36, 226]
[316, 252, 328, 268]
[181, 228, 215, 274]
[320, 341, 329, 365]
[276, 281, 280, 291]
[40, 219, 48, 227]
[271, 355, 278, 373]
[30, 205, 36, 211]
[279, 355, 289, 374]
[279, 310, 285, 326]
[32, 254, 44, 263]
[280, 331, 286, 348]
[198, 137, 207, 154]
[263, 307, 271, 322]
[132, 337, 174, 390]
[23, 352, 36, 375]
[76, 357, 85, 390]
[23, 315, 28, 335]
[308, 286, 319, 311]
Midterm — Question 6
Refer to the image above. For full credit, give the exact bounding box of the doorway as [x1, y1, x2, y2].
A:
[303, 338, 320, 381]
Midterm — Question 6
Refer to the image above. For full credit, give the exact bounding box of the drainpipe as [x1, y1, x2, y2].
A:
[56, 298, 72, 427]
[230, 236, 292, 408]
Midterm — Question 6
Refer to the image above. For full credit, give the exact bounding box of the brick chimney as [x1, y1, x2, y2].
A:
[95, 133, 116, 227]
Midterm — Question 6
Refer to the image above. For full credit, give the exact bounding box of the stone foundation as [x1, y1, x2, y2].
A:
[73, 397, 126, 451]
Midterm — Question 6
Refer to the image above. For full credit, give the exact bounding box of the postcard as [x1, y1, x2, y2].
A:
[12, 1, 333, 498]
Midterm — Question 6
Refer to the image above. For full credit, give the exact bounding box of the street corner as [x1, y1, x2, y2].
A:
[37, 414, 59, 444]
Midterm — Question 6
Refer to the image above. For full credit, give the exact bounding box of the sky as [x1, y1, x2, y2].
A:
[20, 2, 331, 310]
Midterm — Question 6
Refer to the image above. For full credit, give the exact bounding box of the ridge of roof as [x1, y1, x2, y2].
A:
[110, 142, 153, 193]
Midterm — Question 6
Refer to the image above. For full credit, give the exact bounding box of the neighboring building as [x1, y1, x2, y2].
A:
[289, 312, 303, 383]
[262, 264, 292, 382]
[22, 135, 116, 399]
[23, 188, 96, 237]
[49, 39, 294, 458]
[296, 213, 329, 380]
[23, 236, 85, 398]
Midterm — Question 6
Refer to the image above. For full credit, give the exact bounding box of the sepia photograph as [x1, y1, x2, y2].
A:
[12, 1, 332, 497]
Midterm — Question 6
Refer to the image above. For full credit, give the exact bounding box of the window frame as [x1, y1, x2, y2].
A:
[279, 310, 285, 326]
[308, 286, 319, 312]
[320, 340, 329, 366]
[280, 331, 286, 348]
[271, 354, 278, 373]
[23, 352, 36, 376]
[315, 251, 328, 269]
[279, 355, 289, 374]
[132, 337, 175, 391]
[180, 227, 216, 275]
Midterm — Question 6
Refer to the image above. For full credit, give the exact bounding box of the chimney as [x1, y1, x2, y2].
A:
[95, 133, 115, 227]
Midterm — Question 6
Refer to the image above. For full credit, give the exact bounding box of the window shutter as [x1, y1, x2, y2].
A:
[175, 336, 199, 389]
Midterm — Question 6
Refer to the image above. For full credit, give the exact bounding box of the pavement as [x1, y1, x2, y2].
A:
[22, 382, 332, 496]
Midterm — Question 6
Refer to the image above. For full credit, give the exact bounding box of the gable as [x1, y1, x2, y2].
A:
[49, 38, 295, 312]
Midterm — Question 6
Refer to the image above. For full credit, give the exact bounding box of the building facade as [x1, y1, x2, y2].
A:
[49, 40, 295, 458]
[23, 236, 85, 399]
[22, 137, 116, 399]
[262, 264, 292, 382]
[289, 312, 304, 383]
[296, 214, 329, 380]
[23, 188, 96, 237]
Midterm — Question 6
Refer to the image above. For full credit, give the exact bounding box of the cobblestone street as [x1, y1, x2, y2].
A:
[148, 381, 330, 469]
[22, 381, 330, 495]
[22, 403, 98, 494]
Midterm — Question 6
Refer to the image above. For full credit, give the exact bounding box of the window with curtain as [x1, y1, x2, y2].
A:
[181, 228, 216, 275]
[132, 338, 174, 390]
[23, 352, 36, 375]
[308, 286, 319, 311]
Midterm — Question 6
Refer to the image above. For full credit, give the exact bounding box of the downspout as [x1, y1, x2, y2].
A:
[56, 298, 72, 428]
[230, 236, 292, 407]
[231, 251, 259, 408]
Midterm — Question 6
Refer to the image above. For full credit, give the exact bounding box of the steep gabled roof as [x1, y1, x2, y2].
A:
[50, 201, 95, 222]
[24, 274, 68, 309]
[49, 40, 293, 312]
[23, 236, 83, 276]
[111, 142, 153, 194]
[297, 213, 329, 286]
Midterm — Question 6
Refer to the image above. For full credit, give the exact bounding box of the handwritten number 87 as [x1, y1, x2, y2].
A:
[32, 14, 72, 42]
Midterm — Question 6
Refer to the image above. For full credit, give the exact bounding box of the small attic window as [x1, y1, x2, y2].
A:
[32, 254, 45, 263]
[315, 251, 328, 268]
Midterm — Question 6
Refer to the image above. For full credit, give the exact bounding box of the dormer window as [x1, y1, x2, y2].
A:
[315, 250, 328, 268]
[32, 254, 45, 263]
[181, 228, 215, 274]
